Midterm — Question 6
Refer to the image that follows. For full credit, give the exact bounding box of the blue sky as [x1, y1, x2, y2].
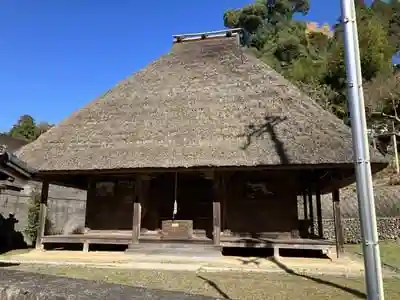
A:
[0, 0, 342, 132]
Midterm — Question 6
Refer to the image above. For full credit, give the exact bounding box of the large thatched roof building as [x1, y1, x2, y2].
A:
[17, 29, 388, 256]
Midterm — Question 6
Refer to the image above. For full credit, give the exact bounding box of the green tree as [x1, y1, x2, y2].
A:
[223, 0, 396, 123]
[8, 115, 38, 142]
[7, 115, 53, 142]
[372, 0, 400, 51]
[324, 5, 394, 119]
[364, 73, 400, 124]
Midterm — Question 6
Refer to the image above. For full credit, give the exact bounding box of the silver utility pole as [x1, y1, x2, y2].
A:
[340, 0, 384, 299]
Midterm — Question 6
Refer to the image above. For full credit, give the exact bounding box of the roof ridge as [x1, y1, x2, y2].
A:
[172, 28, 242, 43]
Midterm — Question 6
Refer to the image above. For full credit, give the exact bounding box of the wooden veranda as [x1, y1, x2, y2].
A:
[35, 167, 348, 258]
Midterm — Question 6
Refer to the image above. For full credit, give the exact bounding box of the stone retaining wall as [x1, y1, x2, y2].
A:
[0, 182, 86, 244]
[319, 217, 400, 243]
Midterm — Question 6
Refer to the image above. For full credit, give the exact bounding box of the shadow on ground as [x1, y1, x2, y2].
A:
[270, 258, 366, 299]
[223, 247, 329, 259]
[0, 213, 28, 255]
[197, 275, 231, 299]
[223, 247, 366, 299]
[0, 262, 20, 267]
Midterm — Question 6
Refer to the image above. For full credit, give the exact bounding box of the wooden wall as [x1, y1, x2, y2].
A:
[84, 171, 299, 238]
[85, 180, 135, 230]
[225, 175, 298, 238]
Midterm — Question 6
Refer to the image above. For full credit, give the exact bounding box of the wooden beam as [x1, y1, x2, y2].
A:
[308, 187, 315, 236]
[332, 189, 344, 258]
[35, 182, 49, 250]
[37, 163, 356, 176]
[212, 174, 221, 246]
[316, 187, 323, 238]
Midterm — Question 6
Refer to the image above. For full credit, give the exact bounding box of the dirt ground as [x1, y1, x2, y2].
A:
[0, 249, 371, 276]
[1, 263, 400, 300]
[1, 248, 399, 299]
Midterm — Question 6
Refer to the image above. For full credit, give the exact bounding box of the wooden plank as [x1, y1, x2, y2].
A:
[35, 181, 49, 250]
[332, 189, 344, 258]
[316, 188, 323, 238]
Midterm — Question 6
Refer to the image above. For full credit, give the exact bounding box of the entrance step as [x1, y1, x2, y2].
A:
[125, 242, 222, 258]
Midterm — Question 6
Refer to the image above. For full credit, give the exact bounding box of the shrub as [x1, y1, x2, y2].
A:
[24, 188, 53, 245]
[24, 189, 41, 245]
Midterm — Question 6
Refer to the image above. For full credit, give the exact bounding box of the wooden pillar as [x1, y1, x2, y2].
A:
[316, 187, 323, 238]
[35, 181, 49, 250]
[130, 175, 151, 245]
[221, 176, 227, 232]
[308, 187, 315, 237]
[332, 189, 344, 258]
[221, 172, 230, 232]
[212, 173, 221, 246]
[302, 190, 308, 220]
[84, 180, 96, 229]
[131, 176, 143, 245]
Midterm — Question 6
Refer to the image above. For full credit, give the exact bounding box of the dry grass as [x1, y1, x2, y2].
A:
[1, 263, 399, 299]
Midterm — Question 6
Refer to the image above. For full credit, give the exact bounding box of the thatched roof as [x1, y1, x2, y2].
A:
[0, 134, 29, 153]
[0, 150, 35, 192]
[17, 29, 387, 172]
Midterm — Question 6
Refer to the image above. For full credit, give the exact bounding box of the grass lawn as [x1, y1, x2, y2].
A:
[346, 241, 400, 271]
[3, 264, 400, 299]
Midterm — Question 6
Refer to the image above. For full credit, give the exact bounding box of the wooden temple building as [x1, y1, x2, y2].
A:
[17, 29, 388, 257]
[0, 135, 32, 191]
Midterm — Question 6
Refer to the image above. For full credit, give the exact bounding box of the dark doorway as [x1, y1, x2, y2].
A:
[176, 173, 213, 239]
[145, 173, 214, 239]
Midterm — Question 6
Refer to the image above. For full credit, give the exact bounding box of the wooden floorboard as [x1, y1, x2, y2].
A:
[41, 231, 335, 251]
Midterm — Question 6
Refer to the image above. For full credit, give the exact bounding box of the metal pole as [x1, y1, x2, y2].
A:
[392, 122, 399, 173]
[340, 1, 384, 299]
